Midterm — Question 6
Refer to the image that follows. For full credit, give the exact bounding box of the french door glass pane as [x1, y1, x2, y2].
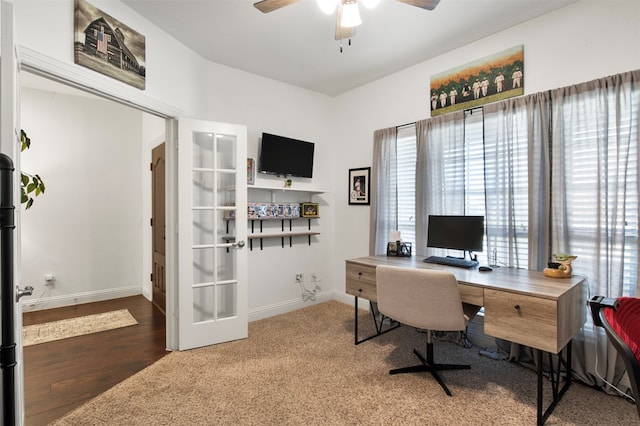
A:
[192, 170, 214, 207]
[193, 132, 214, 169]
[216, 134, 236, 170]
[193, 285, 215, 323]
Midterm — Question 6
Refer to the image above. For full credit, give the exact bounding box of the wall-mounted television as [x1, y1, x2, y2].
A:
[427, 215, 485, 252]
[259, 132, 315, 178]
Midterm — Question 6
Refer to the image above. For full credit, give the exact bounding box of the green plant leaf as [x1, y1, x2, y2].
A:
[20, 129, 45, 210]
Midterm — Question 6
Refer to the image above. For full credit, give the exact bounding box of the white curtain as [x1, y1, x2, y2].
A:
[370, 127, 398, 255]
[483, 92, 552, 270]
[416, 111, 465, 257]
[551, 70, 640, 393]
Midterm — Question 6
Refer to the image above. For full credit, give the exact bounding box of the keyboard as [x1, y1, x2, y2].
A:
[423, 256, 479, 269]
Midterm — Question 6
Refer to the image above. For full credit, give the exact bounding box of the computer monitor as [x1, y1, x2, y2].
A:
[427, 215, 484, 253]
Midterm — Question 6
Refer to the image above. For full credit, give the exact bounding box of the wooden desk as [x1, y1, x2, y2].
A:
[345, 256, 587, 425]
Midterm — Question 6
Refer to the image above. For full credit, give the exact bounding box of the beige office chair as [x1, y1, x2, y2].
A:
[376, 265, 472, 396]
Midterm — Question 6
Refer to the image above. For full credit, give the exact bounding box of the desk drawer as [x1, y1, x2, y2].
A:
[459, 284, 483, 306]
[345, 262, 377, 302]
[484, 289, 558, 353]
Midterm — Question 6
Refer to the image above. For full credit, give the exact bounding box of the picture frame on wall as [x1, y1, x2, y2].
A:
[247, 158, 255, 185]
[429, 45, 524, 117]
[301, 203, 319, 218]
[349, 167, 371, 205]
[74, 0, 146, 90]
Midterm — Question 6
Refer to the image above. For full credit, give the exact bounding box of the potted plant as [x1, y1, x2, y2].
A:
[20, 129, 46, 209]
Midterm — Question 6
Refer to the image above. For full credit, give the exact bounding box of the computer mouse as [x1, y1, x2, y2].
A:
[479, 266, 493, 272]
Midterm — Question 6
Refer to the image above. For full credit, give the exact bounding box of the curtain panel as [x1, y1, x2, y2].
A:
[369, 127, 398, 255]
[416, 112, 465, 257]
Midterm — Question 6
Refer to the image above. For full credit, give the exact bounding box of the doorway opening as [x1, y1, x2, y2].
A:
[19, 71, 167, 424]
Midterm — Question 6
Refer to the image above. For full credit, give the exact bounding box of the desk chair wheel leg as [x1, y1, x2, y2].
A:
[389, 347, 470, 396]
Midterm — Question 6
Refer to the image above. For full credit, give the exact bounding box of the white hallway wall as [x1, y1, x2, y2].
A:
[19, 87, 149, 309]
[331, 0, 640, 299]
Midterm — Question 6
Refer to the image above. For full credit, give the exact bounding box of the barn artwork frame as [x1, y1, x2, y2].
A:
[74, 0, 146, 90]
[430, 45, 524, 117]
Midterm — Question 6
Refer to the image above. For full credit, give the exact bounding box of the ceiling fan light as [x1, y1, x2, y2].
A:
[361, 0, 381, 9]
[316, 0, 339, 15]
[341, 1, 362, 28]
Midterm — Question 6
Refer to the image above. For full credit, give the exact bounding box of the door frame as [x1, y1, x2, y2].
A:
[16, 46, 182, 350]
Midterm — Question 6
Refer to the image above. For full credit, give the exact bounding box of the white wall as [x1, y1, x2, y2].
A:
[331, 0, 640, 296]
[19, 87, 146, 309]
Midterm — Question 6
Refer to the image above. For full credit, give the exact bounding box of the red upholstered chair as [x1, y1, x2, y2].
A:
[589, 296, 640, 418]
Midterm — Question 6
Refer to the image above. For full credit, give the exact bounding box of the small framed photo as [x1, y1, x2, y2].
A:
[247, 158, 255, 185]
[301, 203, 319, 218]
[349, 167, 371, 205]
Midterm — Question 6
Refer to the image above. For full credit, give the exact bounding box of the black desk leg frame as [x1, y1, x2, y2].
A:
[537, 342, 572, 425]
[353, 296, 400, 345]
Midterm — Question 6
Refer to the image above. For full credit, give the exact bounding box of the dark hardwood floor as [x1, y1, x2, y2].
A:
[23, 295, 167, 425]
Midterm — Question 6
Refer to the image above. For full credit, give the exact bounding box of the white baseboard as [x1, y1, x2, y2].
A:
[248, 290, 337, 322]
[21, 286, 144, 312]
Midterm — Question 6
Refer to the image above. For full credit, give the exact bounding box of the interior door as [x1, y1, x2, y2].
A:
[1, 1, 26, 424]
[176, 118, 248, 350]
[151, 143, 166, 314]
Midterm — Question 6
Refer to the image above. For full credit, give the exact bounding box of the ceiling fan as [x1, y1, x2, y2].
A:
[254, 0, 441, 50]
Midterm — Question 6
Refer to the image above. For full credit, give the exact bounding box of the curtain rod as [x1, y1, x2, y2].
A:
[395, 106, 483, 130]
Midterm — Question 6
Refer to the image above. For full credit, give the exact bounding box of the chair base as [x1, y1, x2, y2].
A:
[389, 348, 470, 396]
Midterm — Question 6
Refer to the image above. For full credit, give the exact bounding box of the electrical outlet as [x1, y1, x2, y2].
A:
[44, 273, 55, 287]
[295, 273, 304, 282]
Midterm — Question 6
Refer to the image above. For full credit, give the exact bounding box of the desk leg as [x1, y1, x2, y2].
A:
[353, 296, 400, 345]
[536, 342, 572, 425]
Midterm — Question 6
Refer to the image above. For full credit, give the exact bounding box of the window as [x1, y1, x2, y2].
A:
[396, 126, 416, 248]
[390, 73, 638, 297]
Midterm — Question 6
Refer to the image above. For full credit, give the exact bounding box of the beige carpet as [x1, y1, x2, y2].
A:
[52, 301, 639, 425]
[23, 309, 138, 346]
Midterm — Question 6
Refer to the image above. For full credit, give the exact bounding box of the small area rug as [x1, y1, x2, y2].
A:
[23, 309, 138, 346]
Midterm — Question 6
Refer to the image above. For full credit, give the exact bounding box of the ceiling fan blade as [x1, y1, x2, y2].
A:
[335, 2, 356, 40]
[253, 0, 300, 13]
[396, 0, 441, 11]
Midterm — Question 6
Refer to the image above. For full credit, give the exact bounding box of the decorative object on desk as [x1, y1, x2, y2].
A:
[284, 178, 292, 188]
[386, 241, 412, 257]
[543, 253, 577, 278]
[430, 45, 524, 117]
[301, 202, 319, 218]
[247, 158, 255, 185]
[348, 167, 370, 205]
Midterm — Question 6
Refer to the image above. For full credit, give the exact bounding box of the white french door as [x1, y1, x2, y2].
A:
[1, 1, 26, 424]
[176, 118, 248, 350]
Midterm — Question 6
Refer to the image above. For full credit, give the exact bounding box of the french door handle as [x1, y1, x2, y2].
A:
[16, 285, 34, 302]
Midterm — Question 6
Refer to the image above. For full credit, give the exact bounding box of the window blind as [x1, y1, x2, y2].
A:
[396, 126, 417, 247]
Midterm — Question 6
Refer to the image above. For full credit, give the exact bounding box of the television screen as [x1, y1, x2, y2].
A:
[259, 133, 315, 178]
[427, 215, 484, 252]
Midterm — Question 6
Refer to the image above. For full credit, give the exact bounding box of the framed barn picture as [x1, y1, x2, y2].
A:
[74, 0, 146, 90]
